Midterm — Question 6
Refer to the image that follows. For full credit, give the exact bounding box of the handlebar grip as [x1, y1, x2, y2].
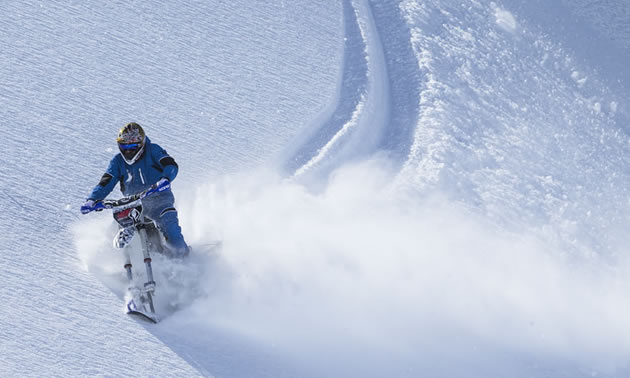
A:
[80, 201, 107, 214]
[94, 202, 107, 211]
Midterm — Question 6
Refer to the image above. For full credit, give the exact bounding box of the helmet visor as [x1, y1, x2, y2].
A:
[119, 143, 142, 162]
[119, 143, 141, 150]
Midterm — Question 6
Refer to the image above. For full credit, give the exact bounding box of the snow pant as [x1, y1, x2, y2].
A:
[142, 190, 189, 257]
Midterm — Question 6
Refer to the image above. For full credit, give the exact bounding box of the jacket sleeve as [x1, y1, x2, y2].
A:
[151, 144, 179, 182]
[88, 156, 121, 201]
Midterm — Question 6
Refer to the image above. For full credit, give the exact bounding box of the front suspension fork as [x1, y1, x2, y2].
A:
[123, 227, 156, 313]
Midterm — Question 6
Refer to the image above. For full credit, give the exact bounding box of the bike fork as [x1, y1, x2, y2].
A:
[138, 228, 156, 313]
[123, 247, 134, 285]
[122, 228, 156, 314]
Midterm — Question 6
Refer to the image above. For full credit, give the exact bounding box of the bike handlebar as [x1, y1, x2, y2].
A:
[81, 181, 171, 214]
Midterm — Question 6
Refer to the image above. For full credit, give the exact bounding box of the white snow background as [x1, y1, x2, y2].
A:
[2, 0, 630, 377]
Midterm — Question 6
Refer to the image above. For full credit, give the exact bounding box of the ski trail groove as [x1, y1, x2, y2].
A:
[285, 0, 369, 177]
[286, 0, 421, 179]
[367, 0, 421, 163]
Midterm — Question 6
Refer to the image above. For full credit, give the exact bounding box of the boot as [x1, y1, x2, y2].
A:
[113, 227, 135, 249]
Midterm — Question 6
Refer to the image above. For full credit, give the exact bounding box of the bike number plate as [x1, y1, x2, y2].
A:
[114, 205, 143, 227]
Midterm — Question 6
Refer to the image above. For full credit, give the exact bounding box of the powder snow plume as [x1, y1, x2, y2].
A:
[102, 158, 630, 377]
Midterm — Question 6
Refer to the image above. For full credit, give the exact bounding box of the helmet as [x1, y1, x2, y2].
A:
[117, 122, 146, 164]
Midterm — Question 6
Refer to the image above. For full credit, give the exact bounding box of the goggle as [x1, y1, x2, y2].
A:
[119, 143, 141, 150]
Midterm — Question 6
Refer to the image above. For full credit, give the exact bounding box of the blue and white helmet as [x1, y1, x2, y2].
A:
[117, 122, 146, 164]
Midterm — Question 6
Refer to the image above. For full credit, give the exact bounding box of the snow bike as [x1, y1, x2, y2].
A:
[81, 181, 172, 323]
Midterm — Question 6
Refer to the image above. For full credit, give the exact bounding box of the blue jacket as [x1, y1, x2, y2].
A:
[88, 137, 178, 200]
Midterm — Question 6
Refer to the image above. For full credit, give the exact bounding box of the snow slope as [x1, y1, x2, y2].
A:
[2, 0, 630, 377]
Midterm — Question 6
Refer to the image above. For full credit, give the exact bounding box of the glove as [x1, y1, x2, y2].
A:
[155, 178, 170, 190]
[80, 199, 100, 214]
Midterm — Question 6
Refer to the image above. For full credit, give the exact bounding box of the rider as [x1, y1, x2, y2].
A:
[82, 122, 190, 258]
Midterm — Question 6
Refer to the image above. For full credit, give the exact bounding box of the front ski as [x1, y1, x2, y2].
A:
[126, 298, 159, 323]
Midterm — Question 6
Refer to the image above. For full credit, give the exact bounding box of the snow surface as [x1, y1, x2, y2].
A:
[2, 0, 630, 377]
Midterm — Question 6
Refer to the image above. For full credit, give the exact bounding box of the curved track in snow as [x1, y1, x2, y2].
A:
[284, 0, 370, 178]
[286, 0, 420, 179]
[368, 0, 421, 159]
